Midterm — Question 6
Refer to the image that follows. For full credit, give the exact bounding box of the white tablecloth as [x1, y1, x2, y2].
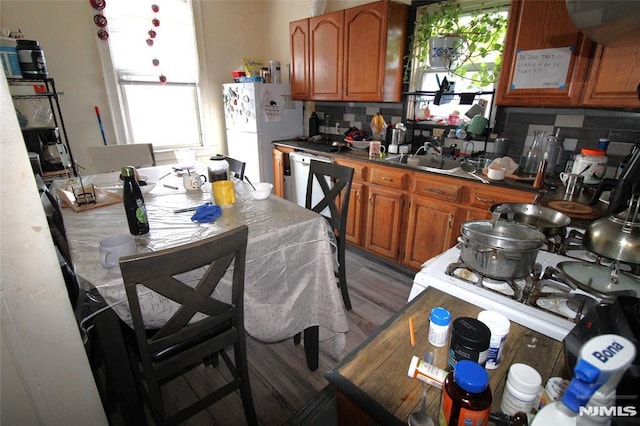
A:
[58, 166, 348, 356]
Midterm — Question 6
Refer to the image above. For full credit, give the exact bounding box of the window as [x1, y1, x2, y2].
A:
[406, 1, 509, 123]
[102, 0, 202, 148]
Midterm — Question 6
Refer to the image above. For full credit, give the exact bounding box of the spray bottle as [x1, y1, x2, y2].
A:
[531, 334, 636, 426]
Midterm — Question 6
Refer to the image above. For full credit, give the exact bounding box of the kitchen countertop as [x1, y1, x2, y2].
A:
[273, 139, 609, 227]
[325, 286, 566, 425]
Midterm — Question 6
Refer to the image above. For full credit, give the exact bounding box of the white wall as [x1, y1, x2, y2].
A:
[0, 67, 107, 424]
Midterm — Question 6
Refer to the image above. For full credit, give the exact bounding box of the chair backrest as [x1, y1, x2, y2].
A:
[119, 225, 248, 372]
[305, 160, 354, 234]
[87, 143, 156, 173]
[221, 154, 246, 181]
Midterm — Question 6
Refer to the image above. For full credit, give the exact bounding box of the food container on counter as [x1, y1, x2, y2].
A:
[571, 148, 607, 184]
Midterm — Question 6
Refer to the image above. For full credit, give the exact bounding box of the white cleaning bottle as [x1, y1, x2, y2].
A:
[531, 334, 636, 426]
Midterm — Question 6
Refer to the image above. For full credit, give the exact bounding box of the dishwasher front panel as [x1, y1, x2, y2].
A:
[289, 152, 333, 217]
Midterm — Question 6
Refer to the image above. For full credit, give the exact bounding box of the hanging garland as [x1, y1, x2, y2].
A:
[89, 0, 166, 84]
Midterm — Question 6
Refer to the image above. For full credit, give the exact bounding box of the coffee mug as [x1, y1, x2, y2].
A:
[467, 115, 489, 136]
[212, 180, 236, 206]
[369, 141, 385, 157]
[183, 174, 206, 191]
[99, 234, 137, 269]
[560, 172, 584, 196]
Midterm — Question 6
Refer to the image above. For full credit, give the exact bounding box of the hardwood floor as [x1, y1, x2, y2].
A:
[159, 246, 415, 425]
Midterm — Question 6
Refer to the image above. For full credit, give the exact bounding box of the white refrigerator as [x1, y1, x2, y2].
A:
[223, 83, 303, 184]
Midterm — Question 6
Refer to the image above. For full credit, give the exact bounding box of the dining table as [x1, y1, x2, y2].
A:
[55, 164, 349, 422]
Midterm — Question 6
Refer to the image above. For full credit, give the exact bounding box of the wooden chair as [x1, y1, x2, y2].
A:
[220, 154, 246, 181]
[119, 225, 257, 425]
[87, 143, 156, 173]
[305, 160, 354, 310]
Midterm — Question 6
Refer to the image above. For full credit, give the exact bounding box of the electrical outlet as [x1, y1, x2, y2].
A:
[335, 122, 340, 135]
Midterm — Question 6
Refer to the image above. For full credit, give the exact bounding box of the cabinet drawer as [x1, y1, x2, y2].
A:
[412, 174, 462, 203]
[335, 158, 368, 182]
[469, 187, 533, 210]
[369, 166, 408, 189]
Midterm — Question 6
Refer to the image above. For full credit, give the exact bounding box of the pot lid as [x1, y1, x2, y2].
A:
[461, 220, 545, 250]
[557, 261, 640, 298]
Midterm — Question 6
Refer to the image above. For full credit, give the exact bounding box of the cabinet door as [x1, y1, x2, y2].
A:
[343, 2, 385, 101]
[309, 11, 344, 100]
[403, 196, 458, 271]
[290, 19, 310, 100]
[365, 185, 404, 261]
[582, 33, 640, 108]
[496, 0, 594, 107]
[344, 181, 365, 246]
[343, 1, 408, 102]
[272, 148, 285, 198]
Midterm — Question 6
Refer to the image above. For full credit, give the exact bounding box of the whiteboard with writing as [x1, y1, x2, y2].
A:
[511, 47, 572, 90]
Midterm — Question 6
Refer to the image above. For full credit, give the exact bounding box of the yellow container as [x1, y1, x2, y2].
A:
[212, 180, 236, 206]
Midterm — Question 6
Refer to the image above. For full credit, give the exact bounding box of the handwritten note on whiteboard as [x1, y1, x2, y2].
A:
[511, 47, 573, 90]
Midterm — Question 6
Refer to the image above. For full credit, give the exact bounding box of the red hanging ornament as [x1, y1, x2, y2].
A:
[152, 58, 160, 66]
[94, 14, 108, 27]
[159, 74, 167, 84]
[146, 38, 154, 46]
[97, 29, 109, 40]
[151, 4, 159, 13]
[148, 29, 157, 38]
[90, 0, 106, 10]
[152, 18, 160, 27]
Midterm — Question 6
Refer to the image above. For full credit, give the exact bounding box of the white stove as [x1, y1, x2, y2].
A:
[410, 246, 591, 341]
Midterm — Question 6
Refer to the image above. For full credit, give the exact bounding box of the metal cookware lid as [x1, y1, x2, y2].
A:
[557, 261, 640, 297]
[461, 220, 545, 250]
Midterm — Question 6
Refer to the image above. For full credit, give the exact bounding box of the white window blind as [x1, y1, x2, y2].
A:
[103, 0, 202, 148]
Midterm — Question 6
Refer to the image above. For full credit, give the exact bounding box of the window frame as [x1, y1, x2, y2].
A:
[97, 0, 204, 150]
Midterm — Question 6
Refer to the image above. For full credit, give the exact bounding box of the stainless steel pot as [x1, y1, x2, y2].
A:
[459, 212, 546, 279]
[489, 203, 571, 237]
[583, 195, 640, 264]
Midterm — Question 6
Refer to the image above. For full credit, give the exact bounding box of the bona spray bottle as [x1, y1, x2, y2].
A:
[532, 334, 636, 426]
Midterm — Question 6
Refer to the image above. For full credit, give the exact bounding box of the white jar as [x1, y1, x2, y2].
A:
[428, 307, 451, 347]
[477, 310, 510, 369]
[571, 148, 607, 184]
[500, 363, 542, 415]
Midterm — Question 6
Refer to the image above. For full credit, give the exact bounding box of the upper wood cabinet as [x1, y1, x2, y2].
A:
[496, 0, 594, 107]
[343, 1, 408, 102]
[289, 0, 408, 102]
[289, 19, 310, 100]
[309, 10, 344, 101]
[581, 32, 640, 108]
[497, 0, 640, 108]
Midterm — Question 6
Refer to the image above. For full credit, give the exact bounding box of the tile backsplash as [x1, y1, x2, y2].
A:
[311, 101, 640, 176]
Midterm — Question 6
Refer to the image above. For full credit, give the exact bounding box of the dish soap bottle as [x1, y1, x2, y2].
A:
[122, 166, 149, 235]
[522, 130, 546, 176]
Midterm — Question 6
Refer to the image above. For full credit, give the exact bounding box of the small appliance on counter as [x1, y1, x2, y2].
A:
[385, 122, 410, 154]
[22, 127, 69, 172]
[590, 142, 640, 214]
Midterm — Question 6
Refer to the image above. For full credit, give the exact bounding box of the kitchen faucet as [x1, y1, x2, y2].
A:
[425, 137, 443, 156]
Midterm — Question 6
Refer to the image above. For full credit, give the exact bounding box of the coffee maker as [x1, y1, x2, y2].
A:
[590, 142, 640, 214]
[22, 127, 68, 172]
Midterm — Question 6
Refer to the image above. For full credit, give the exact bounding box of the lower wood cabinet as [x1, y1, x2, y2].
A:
[364, 184, 405, 261]
[344, 181, 365, 246]
[403, 195, 458, 270]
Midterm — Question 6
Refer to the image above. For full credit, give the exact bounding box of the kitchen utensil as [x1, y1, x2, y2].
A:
[486, 166, 506, 180]
[408, 386, 434, 426]
[556, 261, 639, 298]
[547, 200, 595, 218]
[560, 173, 584, 195]
[244, 175, 256, 191]
[489, 203, 571, 238]
[583, 191, 640, 264]
[460, 161, 490, 184]
[589, 142, 640, 214]
[458, 210, 546, 279]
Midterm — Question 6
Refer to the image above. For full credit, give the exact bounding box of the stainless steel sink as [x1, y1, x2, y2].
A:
[384, 154, 461, 171]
